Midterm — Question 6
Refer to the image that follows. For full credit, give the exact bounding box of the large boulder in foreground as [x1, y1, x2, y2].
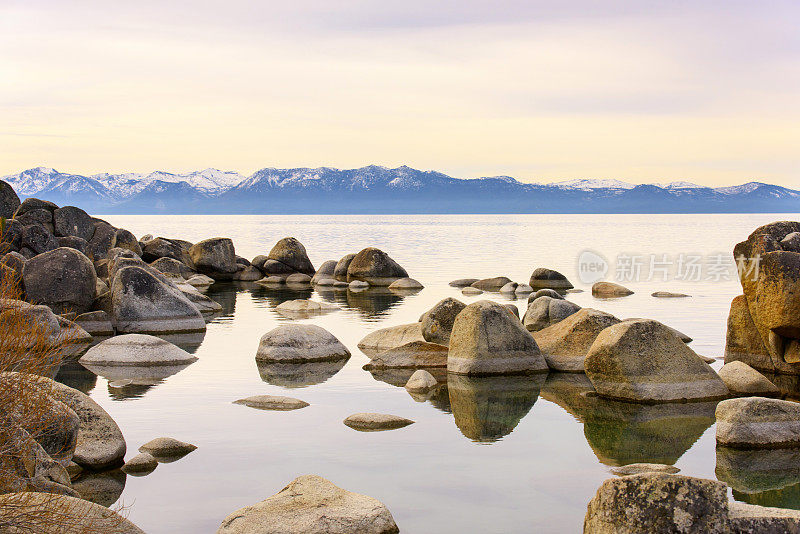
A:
[80, 334, 198, 366]
[421, 297, 466, 346]
[263, 237, 315, 276]
[22, 247, 97, 314]
[584, 319, 728, 403]
[529, 268, 572, 290]
[448, 300, 548, 376]
[256, 325, 350, 363]
[217, 475, 399, 534]
[716, 396, 800, 449]
[188, 237, 238, 280]
[0, 179, 20, 218]
[533, 308, 620, 372]
[109, 265, 206, 334]
[347, 247, 408, 286]
[522, 296, 581, 332]
[584, 473, 729, 533]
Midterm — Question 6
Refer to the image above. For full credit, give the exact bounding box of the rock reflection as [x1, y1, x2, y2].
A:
[248, 284, 314, 308]
[541, 373, 716, 466]
[156, 331, 206, 354]
[81, 361, 196, 400]
[257, 359, 348, 388]
[316, 287, 407, 319]
[54, 360, 97, 394]
[448, 374, 545, 443]
[204, 282, 239, 318]
[71, 469, 126, 507]
[717, 447, 800, 509]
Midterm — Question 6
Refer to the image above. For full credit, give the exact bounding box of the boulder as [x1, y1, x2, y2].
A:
[80, 334, 198, 366]
[515, 283, 533, 294]
[470, 276, 512, 292]
[151, 256, 194, 278]
[114, 228, 142, 256]
[584, 319, 729, 403]
[716, 396, 800, 448]
[334, 253, 356, 282]
[109, 265, 207, 334]
[421, 297, 466, 345]
[718, 361, 779, 397]
[504, 304, 520, 319]
[139, 437, 197, 459]
[388, 277, 423, 290]
[347, 247, 408, 286]
[22, 247, 96, 314]
[357, 323, 425, 356]
[0, 251, 25, 289]
[349, 280, 369, 290]
[405, 369, 438, 393]
[186, 274, 215, 288]
[140, 237, 184, 263]
[264, 237, 315, 276]
[0, 179, 20, 218]
[188, 237, 238, 280]
[52, 206, 94, 241]
[583, 473, 730, 534]
[14, 198, 58, 216]
[622, 318, 693, 343]
[343, 413, 414, 431]
[233, 265, 262, 281]
[15, 208, 54, 233]
[362, 341, 448, 369]
[529, 288, 564, 301]
[286, 272, 312, 284]
[74, 310, 114, 336]
[522, 296, 581, 332]
[533, 308, 620, 372]
[20, 224, 58, 255]
[448, 300, 548, 376]
[216, 475, 399, 534]
[311, 260, 337, 285]
[499, 282, 518, 293]
[256, 325, 350, 363]
[652, 291, 690, 298]
[724, 295, 772, 372]
[233, 395, 309, 411]
[449, 278, 479, 288]
[0, 304, 63, 350]
[529, 268, 573, 290]
[55, 235, 89, 254]
[0, 425, 76, 496]
[275, 299, 338, 319]
[592, 281, 634, 297]
[729, 502, 800, 533]
[462, 287, 483, 296]
[87, 220, 117, 259]
[121, 452, 157, 475]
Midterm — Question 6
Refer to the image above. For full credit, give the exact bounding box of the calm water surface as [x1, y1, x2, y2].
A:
[57, 214, 800, 533]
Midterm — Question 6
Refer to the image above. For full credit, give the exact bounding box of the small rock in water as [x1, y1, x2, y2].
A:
[716, 396, 800, 448]
[592, 281, 634, 297]
[139, 437, 197, 459]
[462, 287, 483, 296]
[275, 299, 338, 318]
[315, 278, 336, 286]
[109, 379, 133, 388]
[529, 268, 573, 290]
[514, 283, 533, 294]
[258, 275, 286, 285]
[499, 282, 518, 293]
[286, 272, 312, 284]
[405, 370, 437, 393]
[449, 278, 479, 288]
[122, 452, 158, 475]
[233, 395, 309, 411]
[528, 288, 564, 302]
[349, 280, 370, 290]
[186, 274, 215, 287]
[611, 463, 680, 476]
[79, 334, 198, 366]
[256, 324, 350, 363]
[652, 291, 691, 298]
[471, 276, 513, 291]
[388, 277, 424, 290]
[343, 413, 415, 431]
[718, 361, 779, 396]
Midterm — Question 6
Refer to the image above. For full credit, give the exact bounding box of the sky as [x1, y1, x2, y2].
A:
[1, 0, 798, 186]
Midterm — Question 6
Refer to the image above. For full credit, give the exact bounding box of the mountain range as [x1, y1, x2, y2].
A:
[2, 166, 798, 214]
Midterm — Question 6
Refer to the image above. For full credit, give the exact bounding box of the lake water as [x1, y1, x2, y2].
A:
[56, 213, 800, 533]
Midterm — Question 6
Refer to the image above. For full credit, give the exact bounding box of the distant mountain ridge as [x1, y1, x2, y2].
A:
[2, 165, 798, 214]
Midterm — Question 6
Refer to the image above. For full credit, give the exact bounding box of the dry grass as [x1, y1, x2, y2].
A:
[0, 220, 132, 532]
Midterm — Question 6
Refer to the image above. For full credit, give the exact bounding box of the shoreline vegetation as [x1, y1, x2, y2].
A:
[4, 177, 800, 532]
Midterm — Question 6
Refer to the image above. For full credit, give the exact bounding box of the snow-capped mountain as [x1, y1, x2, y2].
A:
[1, 165, 798, 214]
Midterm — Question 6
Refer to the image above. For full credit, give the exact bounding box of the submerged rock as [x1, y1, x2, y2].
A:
[449, 278, 479, 288]
[343, 413, 415, 431]
[121, 452, 157, 475]
[471, 276, 512, 292]
[216, 475, 399, 534]
[610, 463, 680, 476]
[405, 369, 438, 393]
[388, 277, 423, 290]
[139, 437, 197, 459]
[652, 291, 691, 298]
[234, 395, 309, 411]
[592, 281, 634, 297]
[256, 325, 350, 363]
[79, 334, 198, 366]
[275, 299, 338, 319]
[461, 287, 483, 296]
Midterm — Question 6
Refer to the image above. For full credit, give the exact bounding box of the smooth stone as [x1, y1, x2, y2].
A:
[22, 247, 97, 314]
[718, 361, 780, 397]
[357, 323, 425, 356]
[233, 265, 263, 281]
[316, 278, 336, 286]
[80, 334, 198, 366]
[716, 396, 800, 449]
[121, 452, 158, 475]
[421, 297, 466, 346]
[533, 308, 621, 372]
[151, 256, 194, 278]
[216, 475, 399, 534]
[311, 260, 338, 285]
[186, 274, 215, 287]
[522, 296, 581, 332]
[286, 272, 312, 284]
[514, 283, 534, 294]
[652, 291, 691, 298]
[611, 463, 680, 476]
[188, 237, 238, 280]
[333, 253, 356, 282]
[405, 370, 437, 393]
[256, 324, 350, 363]
[388, 277, 423, 290]
[623, 318, 693, 343]
[529, 267, 573, 290]
[346, 247, 408, 286]
[584, 319, 729, 403]
[529, 288, 564, 301]
[257, 275, 286, 285]
[275, 299, 338, 318]
[449, 278, 479, 288]
[448, 300, 548, 376]
[499, 282, 518, 293]
[343, 413, 415, 431]
[233, 395, 309, 411]
[139, 437, 197, 458]
[349, 280, 370, 290]
[265, 237, 316, 276]
[592, 281, 634, 297]
[362, 341, 448, 369]
[729, 502, 800, 533]
[461, 287, 483, 296]
[471, 276, 512, 292]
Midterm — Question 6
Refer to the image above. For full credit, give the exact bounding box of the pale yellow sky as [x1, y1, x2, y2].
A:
[1, 1, 798, 186]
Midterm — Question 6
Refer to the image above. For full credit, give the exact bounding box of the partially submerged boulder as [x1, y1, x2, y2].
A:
[343, 413, 414, 432]
[718, 361, 779, 397]
[362, 341, 448, 369]
[263, 237, 315, 277]
[405, 369, 437, 393]
[716, 396, 800, 449]
[311, 260, 337, 285]
[80, 334, 198, 366]
[256, 325, 350, 363]
[529, 268, 572, 290]
[357, 323, 425, 356]
[592, 281, 634, 297]
[188, 238, 238, 280]
[421, 297, 466, 346]
[233, 395, 309, 411]
[334, 253, 356, 282]
[216, 475, 399, 534]
[275, 299, 338, 319]
[347, 248, 408, 286]
[522, 296, 581, 332]
[533, 308, 620, 372]
[470, 276, 512, 292]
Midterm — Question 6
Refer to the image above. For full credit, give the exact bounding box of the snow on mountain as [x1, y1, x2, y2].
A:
[656, 181, 705, 190]
[713, 182, 768, 195]
[548, 178, 637, 190]
[92, 168, 245, 195]
[3, 167, 65, 195]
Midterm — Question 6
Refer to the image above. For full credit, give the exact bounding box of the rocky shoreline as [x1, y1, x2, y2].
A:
[3, 180, 800, 532]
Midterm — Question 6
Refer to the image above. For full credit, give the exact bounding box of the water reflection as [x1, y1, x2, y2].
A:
[448, 374, 545, 443]
[247, 284, 314, 308]
[366, 367, 448, 388]
[541, 373, 717, 466]
[256, 359, 348, 388]
[54, 360, 98, 394]
[718, 447, 800, 509]
[71, 469, 126, 507]
[82, 361, 196, 400]
[316, 287, 409, 319]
